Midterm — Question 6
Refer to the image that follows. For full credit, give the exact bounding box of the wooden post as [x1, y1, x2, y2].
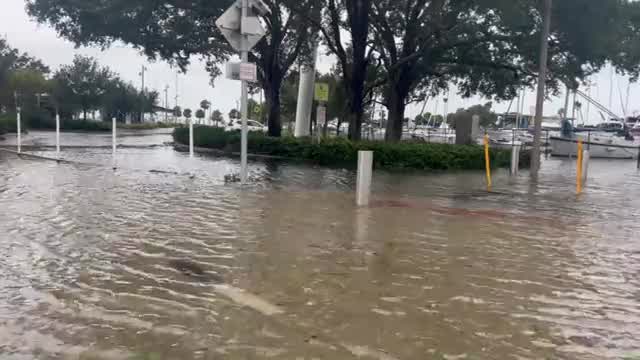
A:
[356, 151, 373, 206]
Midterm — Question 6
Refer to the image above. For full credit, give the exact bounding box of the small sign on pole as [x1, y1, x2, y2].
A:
[315, 83, 329, 102]
[239, 63, 258, 82]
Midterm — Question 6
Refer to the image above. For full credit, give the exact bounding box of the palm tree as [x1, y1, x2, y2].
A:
[200, 99, 211, 124]
[195, 109, 205, 124]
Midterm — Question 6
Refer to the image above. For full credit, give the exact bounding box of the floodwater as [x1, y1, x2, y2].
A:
[0, 131, 639, 359]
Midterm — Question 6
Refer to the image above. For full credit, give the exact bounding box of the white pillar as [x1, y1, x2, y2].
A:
[511, 145, 521, 175]
[582, 150, 590, 184]
[16, 109, 21, 153]
[189, 119, 194, 158]
[294, 44, 318, 137]
[55, 112, 60, 159]
[112, 117, 117, 169]
[356, 151, 373, 206]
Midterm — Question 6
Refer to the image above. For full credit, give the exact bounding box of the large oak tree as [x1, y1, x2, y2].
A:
[26, 0, 316, 137]
[370, 0, 640, 141]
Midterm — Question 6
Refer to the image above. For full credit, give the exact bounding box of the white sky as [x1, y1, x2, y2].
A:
[2, 0, 638, 124]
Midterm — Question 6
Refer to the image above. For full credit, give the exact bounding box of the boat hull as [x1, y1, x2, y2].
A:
[550, 136, 639, 159]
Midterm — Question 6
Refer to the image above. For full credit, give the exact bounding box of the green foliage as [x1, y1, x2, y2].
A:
[183, 108, 192, 119]
[210, 109, 224, 126]
[195, 109, 206, 121]
[450, 103, 498, 129]
[52, 55, 113, 119]
[173, 126, 527, 171]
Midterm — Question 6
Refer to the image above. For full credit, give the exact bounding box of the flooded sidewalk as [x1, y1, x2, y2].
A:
[0, 141, 639, 359]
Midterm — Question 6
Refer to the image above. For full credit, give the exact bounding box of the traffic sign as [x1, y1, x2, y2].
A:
[315, 83, 329, 102]
[215, 0, 267, 52]
[239, 63, 258, 82]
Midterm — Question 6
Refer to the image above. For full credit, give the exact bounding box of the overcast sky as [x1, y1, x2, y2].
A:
[2, 0, 638, 124]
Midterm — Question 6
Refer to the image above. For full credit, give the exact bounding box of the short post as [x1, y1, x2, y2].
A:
[16, 107, 21, 153]
[576, 140, 583, 194]
[511, 144, 521, 176]
[189, 119, 194, 158]
[484, 135, 492, 191]
[55, 112, 60, 159]
[356, 151, 373, 206]
[112, 117, 117, 169]
[582, 149, 590, 185]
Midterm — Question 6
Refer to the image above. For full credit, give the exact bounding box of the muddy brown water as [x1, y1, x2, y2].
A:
[0, 131, 639, 359]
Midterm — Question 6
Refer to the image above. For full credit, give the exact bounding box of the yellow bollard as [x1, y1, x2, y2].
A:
[576, 140, 583, 194]
[484, 135, 492, 191]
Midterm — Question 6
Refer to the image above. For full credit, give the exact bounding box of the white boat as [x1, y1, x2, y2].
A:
[550, 133, 639, 159]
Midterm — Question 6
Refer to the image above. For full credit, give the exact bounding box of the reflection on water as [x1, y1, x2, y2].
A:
[0, 133, 639, 359]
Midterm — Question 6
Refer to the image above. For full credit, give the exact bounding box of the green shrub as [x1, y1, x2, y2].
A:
[173, 126, 530, 171]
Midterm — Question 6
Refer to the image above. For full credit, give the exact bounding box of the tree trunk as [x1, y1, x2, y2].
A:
[83, 108, 87, 121]
[385, 87, 407, 142]
[265, 81, 282, 137]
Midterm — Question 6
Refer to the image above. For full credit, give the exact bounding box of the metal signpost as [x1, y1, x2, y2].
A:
[216, 0, 268, 184]
[314, 83, 329, 140]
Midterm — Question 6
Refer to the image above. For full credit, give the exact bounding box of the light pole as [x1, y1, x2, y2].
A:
[139, 65, 147, 122]
[530, 0, 553, 178]
[164, 85, 170, 123]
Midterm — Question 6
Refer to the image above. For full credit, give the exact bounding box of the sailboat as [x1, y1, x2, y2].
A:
[549, 89, 639, 159]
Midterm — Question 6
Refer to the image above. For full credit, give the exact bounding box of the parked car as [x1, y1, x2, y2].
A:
[225, 119, 267, 133]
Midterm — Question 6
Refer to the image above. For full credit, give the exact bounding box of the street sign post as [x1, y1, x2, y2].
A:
[216, 0, 269, 184]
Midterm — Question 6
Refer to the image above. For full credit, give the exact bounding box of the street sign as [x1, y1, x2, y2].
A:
[317, 105, 327, 125]
[315, 83, 329, 102]
[239, 63, 258, 82]
[216, 0, 267, 52]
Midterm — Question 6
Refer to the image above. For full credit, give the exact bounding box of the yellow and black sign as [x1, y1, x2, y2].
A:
[315, 83, 329, 102]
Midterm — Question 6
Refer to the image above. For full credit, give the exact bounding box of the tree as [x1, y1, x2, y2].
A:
[200, 99, 211, 123]
[369, 0, 640, 141]
[27, 0, 319, 137]
[229, 109, 240, 120]
[450, 103, 498, 130]
[313, 0, 373, 140]
[173, 106, 182, 119]
[183, 108, 192, 120]
[0, 39, 50, 112]
[211, 109, 223, 127]
[52, 55, 113, 120]
[195, 109, 206, 124]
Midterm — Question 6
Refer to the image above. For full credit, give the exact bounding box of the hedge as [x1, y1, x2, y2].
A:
[0, 109, 176, 133]
[174, 126, 530, 171]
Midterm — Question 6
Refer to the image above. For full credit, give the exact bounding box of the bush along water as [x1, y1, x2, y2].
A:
[173, 126, 531, 171]
[0, 109, 176, 133]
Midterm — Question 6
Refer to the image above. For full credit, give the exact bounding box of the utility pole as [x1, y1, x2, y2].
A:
[139, 65, 147, 123]
[530, 0, 552, 178]
[239, 0, 250, 183]
[164, 85, 170, 123]
[174, 72, 179, 123]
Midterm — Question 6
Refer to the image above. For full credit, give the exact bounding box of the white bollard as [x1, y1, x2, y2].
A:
[55, 112, 60, 159]
[356, 151, 373, 206]
[510, 145, 521, 175]
[112, 117, 117, 169]
[581, 150, 590, 184]
[189, 119, 194, 158]
[16, 109, 21, 153]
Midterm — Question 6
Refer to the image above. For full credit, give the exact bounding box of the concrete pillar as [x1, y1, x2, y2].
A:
[511, 145, 521, 175]
[356, 151, 373, 206]
[55, 113, 60, 159]
[582, 150, 590, 184]
[189, 119, 194, 157]
[16, 109, 21, 153]
[294, 44, 318, 137]
[112, 117, 117, 169]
